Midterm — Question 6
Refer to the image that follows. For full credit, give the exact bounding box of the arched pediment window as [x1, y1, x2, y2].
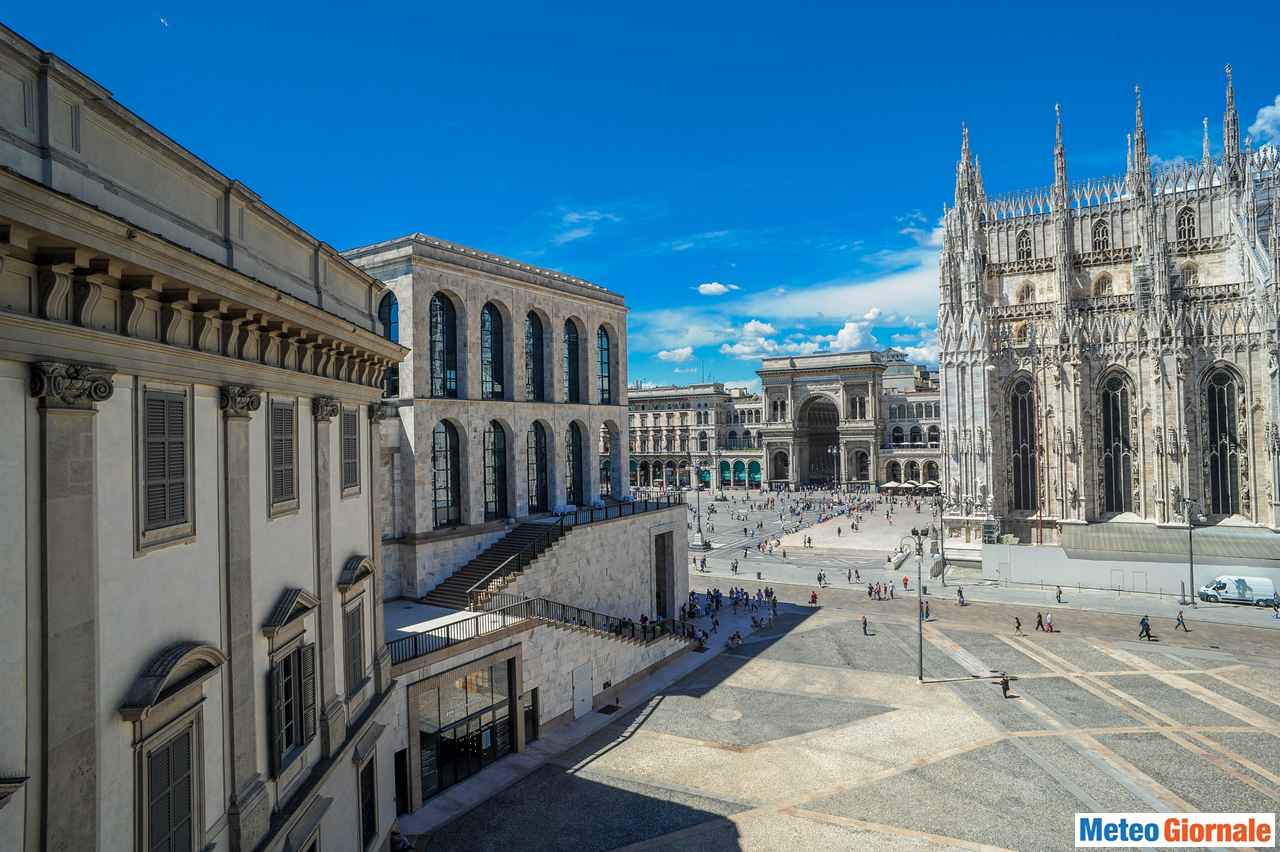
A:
[1015, 230, 1033, 261]
[1093, 274, 1113, 297]
[1091, 219, 1111, 252]
[1176, 206, 1197, 241]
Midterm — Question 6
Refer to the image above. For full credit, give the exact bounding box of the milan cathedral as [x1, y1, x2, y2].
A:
[938, 67, 1280, 549]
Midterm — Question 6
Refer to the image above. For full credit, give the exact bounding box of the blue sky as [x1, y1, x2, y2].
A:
[7, 2, 1279, 392]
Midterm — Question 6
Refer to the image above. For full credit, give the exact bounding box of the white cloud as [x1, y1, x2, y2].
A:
[696, 281, 740, 296]
[672, 366, 698, 374]
[741, 319, 775, 337]
[828, 320, 869, 352]
[657, 345, 694, 363]
[669, 230, 731, 252]
[562, 209, 621, 225]
[863, 306, 882, 321]
[1250, 95, 1280, 144]
[553, 226, 594, 245]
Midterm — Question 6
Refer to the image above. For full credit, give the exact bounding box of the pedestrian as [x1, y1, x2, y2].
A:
[903, 575, 909, 591]
[889, 584, 894, 600]
[847, 568, 852, 583]
[1175, 610, 1188, 631]
[1014, 616, 1023, 635]
[1138, 615, 1151, 640]
[810, 590, 818, 606]
[1055, 585, 1063, 604]
[861, 614, 868, 636]
[924, 600, 931, 620]
[999, 673, 1011, 699]
[1044, 611, 1053, 633]
[1035, 612, 1044, 631]
[855, 569, 861, 583]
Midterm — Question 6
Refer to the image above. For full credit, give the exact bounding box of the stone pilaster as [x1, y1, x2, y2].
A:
[311, 396, 347, 754]
[219, 385, 269, 852]
[369, 402, 393, 693]
[31, 360, 113, 851]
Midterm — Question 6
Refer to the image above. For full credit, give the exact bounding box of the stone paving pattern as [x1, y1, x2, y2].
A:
[425, 573, 1280, 851]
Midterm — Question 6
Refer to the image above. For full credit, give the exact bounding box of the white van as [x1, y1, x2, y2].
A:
[1198, 575, 1277, 605]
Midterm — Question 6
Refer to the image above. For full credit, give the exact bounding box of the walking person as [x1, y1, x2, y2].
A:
[861, 614, 869, 636]
[1175, 610, 1189, 631]
[924, 600, 931, 620]
[999, 673, 1011, 699]
[1044, 611, 1053, 633]
[1138, 615, 1152, 640]
[1035, 612, 1044, 631]
[1055, 585, 1063, 604]
[1014, 616, 1023, 635]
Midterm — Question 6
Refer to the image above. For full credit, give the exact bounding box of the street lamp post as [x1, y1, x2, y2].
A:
[902, 528, 927, 682]
[826, 444, 841, 493]
[1175, 497, 1204, 606]
[691, 449, 711, 550]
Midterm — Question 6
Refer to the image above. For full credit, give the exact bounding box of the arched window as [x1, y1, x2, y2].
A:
[597, 326, 613, 404]
[1016, 230, 1033, 261]
[1181, 263, 1199, 287]
[727, 430, 738, 449]
[480, 303, 504, 400]
[526, 423, 548, 513]
[483, 421, 508, 520]
[1092, 219, 1111, 252]
[886, 461, 902, 482]
[1009, 378, 1038, 511]
[431, 421, 461, 528]
[565, 422, 584, 506]
[563, 321, 581, 403]
[741, 429, 750, 449]
[524, 312, 545, 401]
[892, 426, 905, 445]
[1204, 368, 1241, 515]
[1016, 282, 1035, 304]
[1100, 373, 1134, 514]
[756, 433, 763, 448]
[928, 425, 940, 446]
[678, 432, 687, 451]
[905, 461, 920, 481]
[1176, 206, 1197, 241]
[1093, 274, 1113, 297]
[698, 431, 708, 451]
[429, 294, 458, 399]
[855, 451, 869, 480]
[924, 461, 939, 482]
[909, 426, 923, 444]
[378, 292, 399, 397]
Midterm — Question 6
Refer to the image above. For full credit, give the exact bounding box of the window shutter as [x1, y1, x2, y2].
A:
[166, 396, 187, 525]
[341, 408, 359, 489]
[282, 407, 295, 500]
[268, 663, 284, 776]
[270, 402, 296, 503]
[148, 728, 193, 852]
[147, 743, 171, 850]
[301, 643, 317, 744]
[144, 395, 169, 529]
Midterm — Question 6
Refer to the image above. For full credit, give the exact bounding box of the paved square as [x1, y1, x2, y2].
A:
[425, 585, 1280, 851]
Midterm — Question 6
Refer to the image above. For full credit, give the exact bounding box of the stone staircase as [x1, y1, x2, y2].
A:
[421, 522, 566, 610]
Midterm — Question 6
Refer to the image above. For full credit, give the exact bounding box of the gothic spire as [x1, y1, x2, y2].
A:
[974, 155, 985, 203]
[1126, 132, 1133, 176]
[1202, 116, 1212, 164]
[1053, 104, 1068, 199]
[1133, 86, 1149, 172]
[1223, 64, 1241, 162]
[954, 122, 976, 204]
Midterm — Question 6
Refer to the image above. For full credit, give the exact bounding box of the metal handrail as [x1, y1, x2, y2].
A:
[387, 598, 534, 665]
[475, 593, 696, 645]
[465, 516, 566, 605]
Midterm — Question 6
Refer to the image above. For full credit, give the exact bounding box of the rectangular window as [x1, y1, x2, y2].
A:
[341, 408, 360, 491]
[345, 601, 366, 696]
[143, 390, 188, 531]
[147, 727, 194, 852]
[269, 643, 316, 776]
[270, 401, 296, 505]
[359, 757, 377, 850]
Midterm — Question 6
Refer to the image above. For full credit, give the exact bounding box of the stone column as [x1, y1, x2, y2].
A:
[311, 397, 347, 756]
[219, 385, 269, 852]
[369, 403, 393, 694]
[32, 360, 113, 851]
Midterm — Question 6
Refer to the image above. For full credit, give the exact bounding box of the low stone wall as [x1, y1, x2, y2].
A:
[503, 505, 689, 619]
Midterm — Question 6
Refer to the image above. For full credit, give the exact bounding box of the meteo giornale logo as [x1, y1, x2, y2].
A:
[1076, 813, 1276, 848]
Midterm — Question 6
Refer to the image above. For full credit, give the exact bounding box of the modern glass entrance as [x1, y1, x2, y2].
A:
[417, 659, 515, 801]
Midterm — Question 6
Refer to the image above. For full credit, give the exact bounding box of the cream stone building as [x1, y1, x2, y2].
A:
[344, 235, 693, 818]
[938, 70, 1280, 557]
[627, 382, 764, 489]
[0, 25, 404, 852]
[880, 349, 942, 486]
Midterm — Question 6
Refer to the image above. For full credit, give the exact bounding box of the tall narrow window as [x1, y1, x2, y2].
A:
[1176, 206, 1197, 241]
[565, 422, 584, 506]
[143, 389, 188, 530]
[270, 400, 296, 505]
[1016, 230, 1033, 260]
[480, 303, 504, 400]
[563, 320, 581, 403]
[1093, 274, 1113, 297]
[432, 421, 461, 528]
[698, 431, 708, 451]
[378, 292, 399, 397]
[483, 421, 508, 521]
[1181, 263, 1200, 287]
[597, 326, 612, 404]
[1204, 368, 1240, 515]
[1016, 282, 1034, 304]
[359, 757, 377, 850]
[269, 643, 316, 776]
[344, 601, 365, 695]
[1100, 373, 1134, 513]
[526, 423, 548, 513]
[430, 294, 458, 398]
[1009, 378, 1038, 512]
[147, 728, 194, 852]
[1092, 219, 1111, 252]
[524, 312, 545, 401]
[341, 407, 360, 491]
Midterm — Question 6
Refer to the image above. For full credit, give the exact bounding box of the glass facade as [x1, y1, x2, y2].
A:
[418, 659, 516, 801]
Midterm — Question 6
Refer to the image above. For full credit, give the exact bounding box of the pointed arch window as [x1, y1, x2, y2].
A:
[524, 312, 545, 401]
[483, 421, 508, 521]
[431, 421, 461, 528]
[1091, 219, 1111, 252]
[1093, 274, 1113, 297]
[563, 321, 581, 403]
[526, 423, 548, 513]
[698, 431, 708, 451]
[1176, 206, 1197, 241]
[1009, 377, 1038, 512]
[429, 294, 458, 399]
[597, 326, 613, 404]
[1015, 230, 1033, 261]
[378, 293, 400, 398]
[1016, 282, 1035, 304]
[565, 422, 585, 506]
[1181, 263, 1199, 288]
[480, 303, 504, 400]
[1204, 368, 1241, 515]
[1100, 372, 1134, 513]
